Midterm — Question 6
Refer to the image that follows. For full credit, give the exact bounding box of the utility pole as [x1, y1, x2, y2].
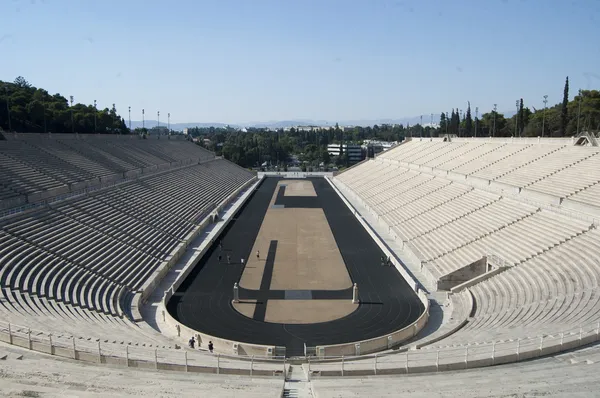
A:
[475, 107, 479, 137]
[430, 113, 433, 137]
[542, 95, 548, 137]
[576, 89, 582, 135]
[492, 104, 497, 137]
[515, 100, 519, 137]
[93, 100, 97, 133]
[70, 96, 74, 133]
[4, 87, 11, 132]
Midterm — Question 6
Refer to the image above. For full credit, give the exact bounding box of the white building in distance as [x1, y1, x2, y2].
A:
[327, 143, 363, 163]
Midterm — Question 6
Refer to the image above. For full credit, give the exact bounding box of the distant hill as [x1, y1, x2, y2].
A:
[131, 111, 517, 131]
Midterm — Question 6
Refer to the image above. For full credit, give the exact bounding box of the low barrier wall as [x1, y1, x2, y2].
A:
[415, 289, 474, 349]
[308, 321, 600, 377]
[315, 290, 429, 357]
[0, 320, 285, 377]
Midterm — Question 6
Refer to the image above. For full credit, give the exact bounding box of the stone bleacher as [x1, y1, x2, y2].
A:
[334, 137, 600, 367]
[0, 133, 255, 350]
[0, 133, 215, 209]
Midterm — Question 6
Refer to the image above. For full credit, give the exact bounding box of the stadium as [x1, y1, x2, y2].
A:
[1, 130, 600, 397]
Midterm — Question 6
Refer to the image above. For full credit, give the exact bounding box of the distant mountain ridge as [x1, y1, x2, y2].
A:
[131, 111, 516, 130]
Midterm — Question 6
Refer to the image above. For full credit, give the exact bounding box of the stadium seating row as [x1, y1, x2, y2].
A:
[334, 137, 600, 363]
[0, 134, 214, 203]
[0, 135, 254, 351]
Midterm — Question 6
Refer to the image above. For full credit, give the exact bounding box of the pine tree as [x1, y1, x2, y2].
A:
[450, 109, 456, 134]
[518, 98, 524, 135]
[465, 102, 473, 136]
[560, 76, 569, 136]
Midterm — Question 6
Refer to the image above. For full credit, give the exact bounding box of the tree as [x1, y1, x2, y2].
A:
[560, 76, 569, 136]
[0, 78, 129, 134]
[465, 102, 473, 137]
[518, 98, 524, 136]
[14, 76, 31, 88]
[439, 112, 447, 135]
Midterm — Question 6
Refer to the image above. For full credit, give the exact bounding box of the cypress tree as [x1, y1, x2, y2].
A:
[560, 76, 569, 136]
[518, 98, 524, 135]
[465, 102, 473, 137]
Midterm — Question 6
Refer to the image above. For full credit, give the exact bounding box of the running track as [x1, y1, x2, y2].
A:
[167, 177, 424, 357]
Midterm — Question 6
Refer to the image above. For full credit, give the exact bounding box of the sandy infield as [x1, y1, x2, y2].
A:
[235, 179, 356, 323]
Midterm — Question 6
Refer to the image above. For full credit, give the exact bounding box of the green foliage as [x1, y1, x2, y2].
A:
[465, 103, 473, 137]
[0, 78, 129, 134]
[560, 76, 569, 136]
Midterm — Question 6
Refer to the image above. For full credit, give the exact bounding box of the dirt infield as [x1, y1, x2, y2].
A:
[239, 207, 352, 291]
[237, 179, 354, 323]
[282, 179, 316, 196]
[265, 300, 357, 324]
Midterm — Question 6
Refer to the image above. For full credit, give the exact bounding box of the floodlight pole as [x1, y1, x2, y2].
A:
[93, 100, 97, 133]
[515, 100, 519, 137]
[128, 106, 131, 131]
[420, 115, 423, 138]
[542, 95, 548, 137]
[142, 109, 145, 130]
[168, 113, 170, 132]
[157, 111, 160, 129]
[430, 113, 433, 137]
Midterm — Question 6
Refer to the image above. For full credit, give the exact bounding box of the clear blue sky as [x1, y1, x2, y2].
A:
[1, 0, 599, 124]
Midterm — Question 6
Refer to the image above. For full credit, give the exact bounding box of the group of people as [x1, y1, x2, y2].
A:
[216, 239, 260, 265]
[188, 336, 213, 353]
[381, 255, 392, 267]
